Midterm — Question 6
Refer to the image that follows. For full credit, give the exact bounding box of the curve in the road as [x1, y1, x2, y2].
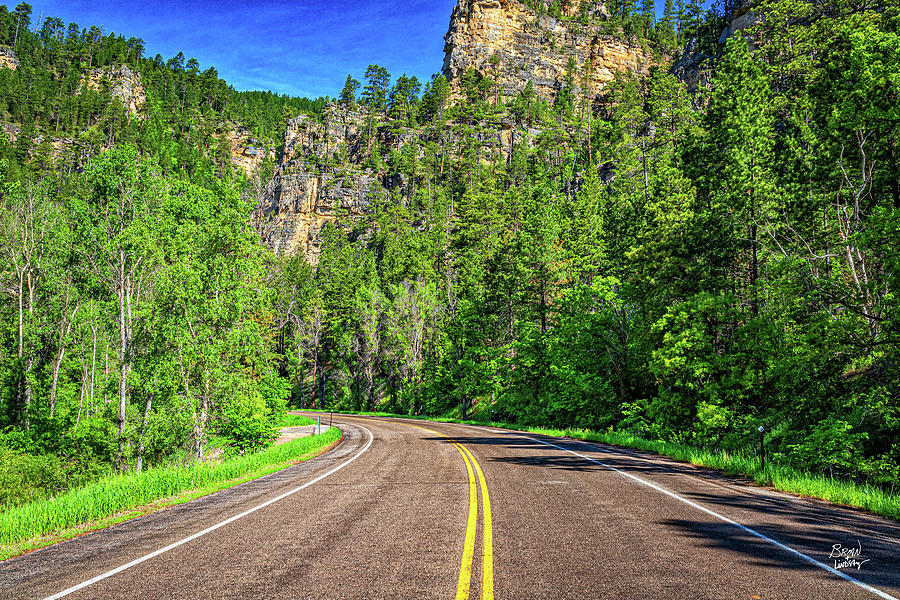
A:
[39, 424, 374, 600]
[3, 415, 899, 600]
[492, 428, 899, 600]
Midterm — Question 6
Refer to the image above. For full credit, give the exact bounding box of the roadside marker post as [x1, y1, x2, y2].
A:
[758, 425, 765, 474]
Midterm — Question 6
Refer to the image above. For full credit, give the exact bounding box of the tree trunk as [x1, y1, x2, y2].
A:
[90, 317, 98, 406]
[136, 393, 153, 473]
[16, 270, 28, 428]
[116, 255, 131, 471]
[75, 363, 86, 434]
[310, 348, 318, 408]
[49, 302, 79, 418]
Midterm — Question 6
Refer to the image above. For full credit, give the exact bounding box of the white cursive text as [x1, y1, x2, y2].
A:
[829, 541, 870, 571]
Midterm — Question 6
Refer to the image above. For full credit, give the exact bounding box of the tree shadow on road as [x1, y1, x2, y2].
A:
[423, 430, 900, 594]
[658, 515, 900, 592]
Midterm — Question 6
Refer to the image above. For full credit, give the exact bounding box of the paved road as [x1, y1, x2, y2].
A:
[1, 415, 899, 599]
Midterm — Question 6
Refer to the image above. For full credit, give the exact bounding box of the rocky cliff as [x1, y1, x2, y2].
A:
[718, 2, 761, 50]
[0, 45, 18, 70]
[223, 124, 277, 178]
[673, 1, 762, 92]
[254, 106, 388, 262]
[256, 0, 673, 264]
[442, 0, 662, 102]
[253, 101, 555, 263]
[80, 65, 146, 116]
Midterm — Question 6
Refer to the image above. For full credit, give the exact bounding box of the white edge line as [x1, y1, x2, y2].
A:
[498, 430, 898, 600]
[41, 425, 373, 600]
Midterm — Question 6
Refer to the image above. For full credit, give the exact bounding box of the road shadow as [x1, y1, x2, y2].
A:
[431, 431, 900, 531]
[422, 429, 900, 593]
[421, 434, 606, 473]
[659, 515, 900, 591]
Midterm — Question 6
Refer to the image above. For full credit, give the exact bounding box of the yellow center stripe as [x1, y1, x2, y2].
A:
[341, 416, 494, 600]
[459, 444, 494, 600]
[453, 442, 478, 600]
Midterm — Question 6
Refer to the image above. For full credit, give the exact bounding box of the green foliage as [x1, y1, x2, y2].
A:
[0, 427, 340, 555]
[339, 74, 360, 106]
[1, 0, 899, 531]
[0, 7, 326, 180]
[362, 64, 391, 113]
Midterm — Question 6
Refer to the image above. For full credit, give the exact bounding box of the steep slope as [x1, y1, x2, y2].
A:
[442, 0, 663, 102]
[0, 44, 17, 70]
[257, 0, 671, 264]
[254, 108, 382, 262]
[79, 65, 146, 116]
[672, 1, 763, 91]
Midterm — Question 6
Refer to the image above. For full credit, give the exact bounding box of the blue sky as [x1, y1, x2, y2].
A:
[25, 0, 458, 98]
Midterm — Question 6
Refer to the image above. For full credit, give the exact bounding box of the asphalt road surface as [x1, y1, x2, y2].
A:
[2, 415, 899, 599]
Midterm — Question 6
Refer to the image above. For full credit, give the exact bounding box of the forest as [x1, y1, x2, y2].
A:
[1, 0, 899, 513]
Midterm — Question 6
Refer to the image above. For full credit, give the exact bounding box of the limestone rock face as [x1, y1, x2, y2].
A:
[254, 105, 387, 263]
[671, 38, 709, 92]
[674, 2, 763, 91]
[81, 65, 146, 115]
[1, 122, 21, 142]
[254, 103, 553, 264]
[0, 45, 19, 70]
[256, 2, 670, 264]
[256, 170, 377, 262]
[442, 0, 660, 102]
[718, 2, 762, 50]
[223, 125, 276, 178]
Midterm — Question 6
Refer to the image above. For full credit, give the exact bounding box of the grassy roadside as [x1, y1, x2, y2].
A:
[0, 426, 341, 560]
[324, 409, 900, 521]
[279, 414, 317, 427]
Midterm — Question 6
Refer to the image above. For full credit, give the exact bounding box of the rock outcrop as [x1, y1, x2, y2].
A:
[255, 103, 558, 263]
[80, 65, 146, 115]
[256, 170, 378, 261]
[718, 2, 762, 50]
[671, 38, 710, 92]
[223, 125, 276, 178]
[0, 45, 18, 70]
[256, 1, 672, 264]
[254, 105, 388, 262]
[442, 0, 662, 102]
[1, 122, 22, 142]
[673, 1, 763, 91]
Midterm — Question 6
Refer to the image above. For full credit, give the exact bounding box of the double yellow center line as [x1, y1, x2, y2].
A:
[413, 426, 494, 600]
[343, 416, 494, 600]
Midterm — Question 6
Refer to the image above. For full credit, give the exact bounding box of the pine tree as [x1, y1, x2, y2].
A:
[640, 0, 655, 38]
[339, 74, 360, 106]
[661, 0, 676, 45]
[703, 35, 776, 316]
[675, 0, 687, 41]
[361, 64, 391, 113]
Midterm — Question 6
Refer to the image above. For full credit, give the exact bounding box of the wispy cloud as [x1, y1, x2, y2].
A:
[26, 0, 457, 97]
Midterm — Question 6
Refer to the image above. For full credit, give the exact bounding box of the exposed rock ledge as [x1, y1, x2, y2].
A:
[442, 0, 663, 103]
[0, 45, 19, 70]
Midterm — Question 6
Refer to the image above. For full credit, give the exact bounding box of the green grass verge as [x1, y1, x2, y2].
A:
[0, 427, 341, 560]
[321, 409, 900, 521]
[279, 413, 317, 427]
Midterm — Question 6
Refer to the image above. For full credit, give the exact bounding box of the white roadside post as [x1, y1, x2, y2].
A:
[758, 425, 766, 474]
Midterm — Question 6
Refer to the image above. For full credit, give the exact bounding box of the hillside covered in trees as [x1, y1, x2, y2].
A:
[1, 0, 899, 510]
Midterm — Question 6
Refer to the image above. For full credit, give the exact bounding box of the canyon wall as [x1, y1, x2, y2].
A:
[442, 0, 663, 102]
[0, 45, 19, 70]
[257, 0, 674, 264]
